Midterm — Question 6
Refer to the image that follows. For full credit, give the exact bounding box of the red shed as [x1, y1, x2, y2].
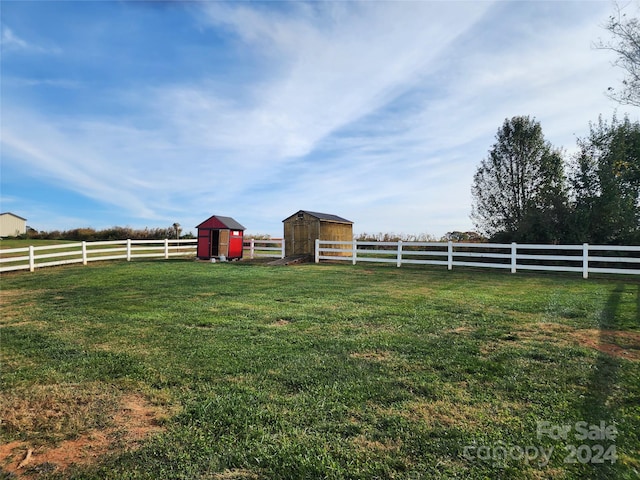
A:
[196, 215, 246, 260]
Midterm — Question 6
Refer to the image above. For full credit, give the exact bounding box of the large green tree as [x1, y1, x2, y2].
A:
[570, 115, 640, 244]
[471, 116, 569, 242]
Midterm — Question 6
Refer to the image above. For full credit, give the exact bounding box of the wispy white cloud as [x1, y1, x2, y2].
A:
[1, 1, 634, 236]
[193, 1, 493, 159]
[4, 77, 81, 88]
[2, 111, 158, 217]
[1, 27, 29, 50]
[1, 25, 60, 54]
[129, 1, 496, 233]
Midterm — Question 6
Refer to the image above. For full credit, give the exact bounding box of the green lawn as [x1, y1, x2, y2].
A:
[1, 261, 639, 479]
[0, 239, 79, 249]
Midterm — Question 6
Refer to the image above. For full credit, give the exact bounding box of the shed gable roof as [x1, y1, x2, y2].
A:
[196, 215, 245, 230]
[283, 210, 352, 224]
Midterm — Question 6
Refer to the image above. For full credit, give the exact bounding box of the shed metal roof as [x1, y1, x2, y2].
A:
[283, 210, 352, 224]
[0, 212, 27, 221]
[196, 215, 246, 230]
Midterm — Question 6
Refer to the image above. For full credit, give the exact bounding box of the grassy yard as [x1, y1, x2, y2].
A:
[1, 261, 639, 479]
[0, 239, 79, 250]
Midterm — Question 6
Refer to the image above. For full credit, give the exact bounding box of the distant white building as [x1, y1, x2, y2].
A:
[0, 212, 27, 237]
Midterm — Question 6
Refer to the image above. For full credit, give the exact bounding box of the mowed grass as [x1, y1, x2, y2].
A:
[1, 261, 639, 479]
[0, 240, 79, 249]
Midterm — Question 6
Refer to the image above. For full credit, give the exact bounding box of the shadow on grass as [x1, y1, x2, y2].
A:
[577, 284, 624, 480]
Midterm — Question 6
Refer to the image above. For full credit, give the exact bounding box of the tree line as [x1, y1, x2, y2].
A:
[471, 114, 639, 245]
[356, 232, 485, 243]
[23, 226, 195, 241]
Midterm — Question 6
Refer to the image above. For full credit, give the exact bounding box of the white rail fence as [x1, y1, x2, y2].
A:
[244, 238, 285, 259]
[315, 240, 640, 278]
[4, 238, 638, 278]
[0, 238, 288, 273]
[0, 239, 198, 273]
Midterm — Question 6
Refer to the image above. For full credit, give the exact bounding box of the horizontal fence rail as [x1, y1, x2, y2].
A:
[0, 239, 198, 273]
[4, 238, 637, 278]
[315, 240, 640, 278]
[243, 238, 285, 259]
[0, 238, 288, 273]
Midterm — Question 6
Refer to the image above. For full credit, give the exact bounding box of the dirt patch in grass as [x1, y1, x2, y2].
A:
[361, 269, 376, 275]
[399, 399, 484, 428]
[459, 322, 640, 362]
[523, 323, 640, 361]
[395, 398, 526, 432]
[0, 388, 169, 477]
[349, 350, 395, 362]
[0, 289, 42, 302]
[1, 384, 113, 444]
[570, 329, 640, 361]
[0, 289, 45, 324]
[450, 326, 473, 334]
[271, 319, 290, 327]
[434, 316, 639, 365]
[209, 468, 260, 479]
[351, 434, 403, 453]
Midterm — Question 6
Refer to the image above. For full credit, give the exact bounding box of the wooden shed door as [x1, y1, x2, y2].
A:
[218, 229, 230, 257]
[294, 223, 309, 255]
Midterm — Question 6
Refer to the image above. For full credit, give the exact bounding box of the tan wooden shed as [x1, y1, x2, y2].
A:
[282, 210, 353, 257]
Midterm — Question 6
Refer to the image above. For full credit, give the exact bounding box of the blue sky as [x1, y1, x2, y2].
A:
[1, 1, 637, 238]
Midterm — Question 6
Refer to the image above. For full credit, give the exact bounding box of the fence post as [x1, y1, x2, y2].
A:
[511, 243, 517, 273]
[281, 238, 285, 259]
[352, 240, 357, 265]
[397, 240, 403, 267]
[315, 239, 319, 263]
[583, 243, 589, 279]
[164, 239, 169, 259]
[29, 245, 35, 272]
[447, 241, 453, 270]
[249, 238, 255, 259]
[82, 241, 87, 265]
[127, 239, 132, 261]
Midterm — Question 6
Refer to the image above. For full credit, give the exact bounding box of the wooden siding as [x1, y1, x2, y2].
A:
[283, 211, 352, 257]
[318, 222, 353, 257]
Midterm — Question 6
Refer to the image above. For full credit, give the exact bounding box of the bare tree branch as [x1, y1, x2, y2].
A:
[595, 1, 640, 107]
